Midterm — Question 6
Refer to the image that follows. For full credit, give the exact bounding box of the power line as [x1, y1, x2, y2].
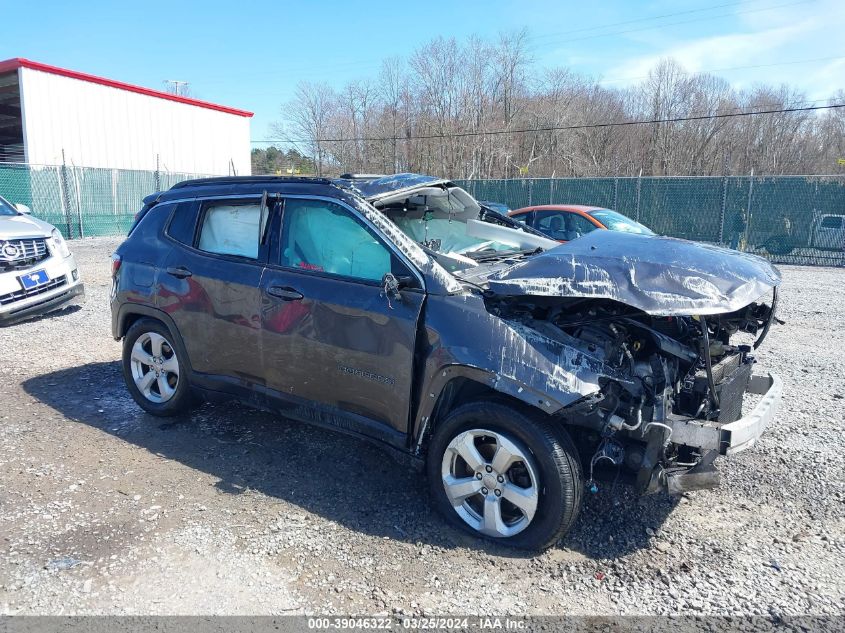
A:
[192, 3, 760, 86]
[597, 55, 845, 84]
[189, 2, 804, 89]
[250, 103, 844, 145]
[195, 58, 386, 85]
[238, 51, 840, 99]
[528, 0, 760, 40]
[532, 0, 812, 47]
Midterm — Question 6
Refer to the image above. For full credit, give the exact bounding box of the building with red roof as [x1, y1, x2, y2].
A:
[0, 58, 253, 175]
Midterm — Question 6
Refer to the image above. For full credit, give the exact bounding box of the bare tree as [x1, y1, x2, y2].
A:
[270, 32, 845, 178]
[279, 81, 337, 176]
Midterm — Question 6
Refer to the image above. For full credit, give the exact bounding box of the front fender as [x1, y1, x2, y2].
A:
[414, 363, 566, 439]
[411, 293, 611, 446]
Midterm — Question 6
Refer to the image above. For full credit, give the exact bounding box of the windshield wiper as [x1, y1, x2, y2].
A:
[452, 274, 489, 294]
[465, 247, 542, 263]
[479, 207, 549, 239]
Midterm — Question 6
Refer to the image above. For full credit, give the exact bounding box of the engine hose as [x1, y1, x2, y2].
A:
[644, 421, 673, 446]
[753, 286, 778, 350]
[618, 397, 644, 431]
[700, 316, 721, 409]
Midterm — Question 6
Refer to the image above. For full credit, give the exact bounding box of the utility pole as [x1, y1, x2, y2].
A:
[163, 80, 189, 96]
[635, 168, 643, 222]
[718, 153, 729, 244]
[60, 149, 74, 239]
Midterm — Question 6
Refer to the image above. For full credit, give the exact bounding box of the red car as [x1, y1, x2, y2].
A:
[509, 204, 653, 242]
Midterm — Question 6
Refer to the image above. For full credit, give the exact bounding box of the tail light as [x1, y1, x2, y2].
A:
[111, 253, 122, 277]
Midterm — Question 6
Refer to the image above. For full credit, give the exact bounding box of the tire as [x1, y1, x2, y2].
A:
[426, 400, 583, 551]
[122, 318, 194, 416]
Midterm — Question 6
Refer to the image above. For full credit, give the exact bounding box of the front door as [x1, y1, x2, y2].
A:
[261, 196, 424, 443]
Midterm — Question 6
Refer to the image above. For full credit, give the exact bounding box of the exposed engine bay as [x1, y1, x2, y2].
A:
[487, 292, 780, 494]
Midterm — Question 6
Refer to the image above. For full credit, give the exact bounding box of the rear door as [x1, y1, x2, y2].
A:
[159, 196, 270, 392]
[260, 195, 425, 443]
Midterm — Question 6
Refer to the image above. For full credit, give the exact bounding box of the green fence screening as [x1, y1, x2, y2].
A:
[457, 175, 845, 266]
[0, 163, 212, 239]
[1, 164, 843, 266]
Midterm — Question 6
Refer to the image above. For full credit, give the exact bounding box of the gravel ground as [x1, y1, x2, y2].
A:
[0, 236, 843, 616]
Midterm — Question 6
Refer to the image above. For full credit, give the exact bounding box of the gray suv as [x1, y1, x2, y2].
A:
[110, 173, 782, 550]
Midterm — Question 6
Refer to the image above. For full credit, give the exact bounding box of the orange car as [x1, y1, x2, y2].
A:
[508, 204, 653, 242]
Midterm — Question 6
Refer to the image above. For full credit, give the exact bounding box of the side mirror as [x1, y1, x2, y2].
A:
[395, 275, 416, 290]
[14, 203, 31, 214]
[381, 273, 417, 303]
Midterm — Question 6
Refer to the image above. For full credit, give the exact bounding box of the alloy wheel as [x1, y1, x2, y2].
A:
[130, 331, 180, 403]
[441, 428, 540, 538]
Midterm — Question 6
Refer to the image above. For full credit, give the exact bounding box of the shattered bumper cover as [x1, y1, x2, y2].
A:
[645, 373, 781, 494]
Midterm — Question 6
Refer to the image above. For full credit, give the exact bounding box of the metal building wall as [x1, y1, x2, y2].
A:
[18, 66, 251, 175]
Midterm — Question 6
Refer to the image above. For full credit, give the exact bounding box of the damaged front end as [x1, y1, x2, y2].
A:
[482, 230, 783, 496]
[353, 176, 782, 496]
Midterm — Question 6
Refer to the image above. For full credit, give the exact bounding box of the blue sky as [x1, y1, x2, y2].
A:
[4, 0, 843, 145]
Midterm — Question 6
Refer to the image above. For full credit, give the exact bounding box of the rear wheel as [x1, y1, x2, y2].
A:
[122, 318, 194, 416]
[427, 400, 582, 550]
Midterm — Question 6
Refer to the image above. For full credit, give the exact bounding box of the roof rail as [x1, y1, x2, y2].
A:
[169, 175, 334, 190]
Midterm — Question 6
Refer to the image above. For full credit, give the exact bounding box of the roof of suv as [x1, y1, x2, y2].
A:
[151, 175, 349, 205]
[154, 173, 452, 205]
[169, 175, 334, 189]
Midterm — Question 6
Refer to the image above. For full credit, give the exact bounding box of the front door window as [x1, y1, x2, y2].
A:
[280, 198, 393, 282]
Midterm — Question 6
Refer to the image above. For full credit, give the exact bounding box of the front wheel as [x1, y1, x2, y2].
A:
[122, 318, 194, 416]
[426, 401, 583, 550]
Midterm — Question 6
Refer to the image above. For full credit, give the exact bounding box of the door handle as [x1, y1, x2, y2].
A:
[267, 286, 304, 301]
[166, 266, 192, 279]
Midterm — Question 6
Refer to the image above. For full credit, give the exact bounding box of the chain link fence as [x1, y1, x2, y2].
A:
[1, 163, 843, 266]
[0, 162, 212, 238]
[457, 175, 845, 266]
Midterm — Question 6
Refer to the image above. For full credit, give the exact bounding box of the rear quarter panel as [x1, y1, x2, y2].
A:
[111, 202, 178, 336]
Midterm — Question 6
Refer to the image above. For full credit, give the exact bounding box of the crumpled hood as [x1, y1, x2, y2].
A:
[335, 173, 448, 202]
[0, 214, 54, 239]
[485, 230, 781, 316]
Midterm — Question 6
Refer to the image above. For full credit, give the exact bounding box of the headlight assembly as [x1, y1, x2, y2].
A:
[51, 228, 71, 258]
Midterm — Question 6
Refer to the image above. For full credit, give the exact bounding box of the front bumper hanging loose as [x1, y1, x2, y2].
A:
[668, 373, 782, 455]
[641, 373, 782, 494]
[721, 373, 782, 454]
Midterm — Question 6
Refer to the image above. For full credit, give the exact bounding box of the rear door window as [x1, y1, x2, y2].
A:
[166, 203, 200, 245]
[197, 199, 270, 259]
